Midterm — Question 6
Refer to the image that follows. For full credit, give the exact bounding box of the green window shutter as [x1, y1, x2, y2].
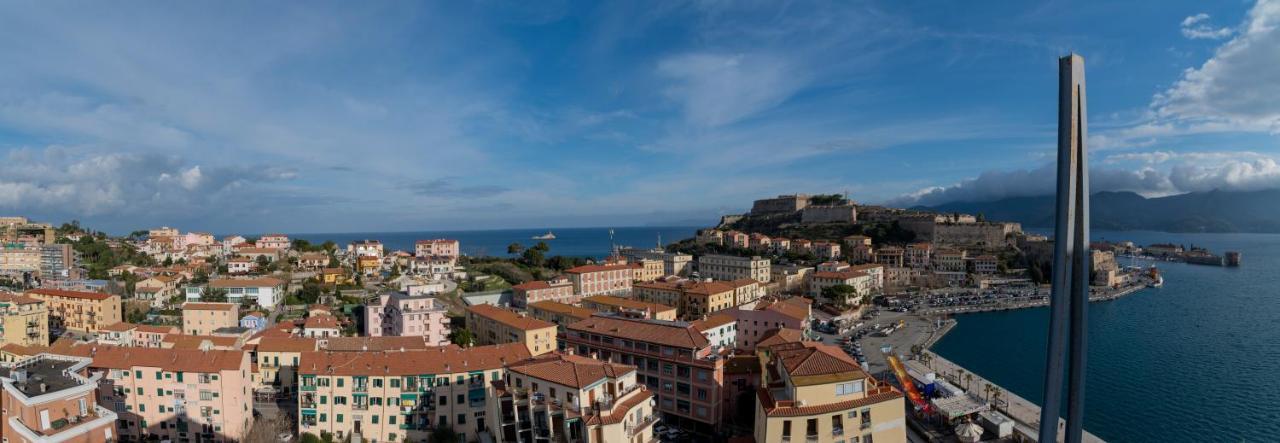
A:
[337, 378, 344, 387]
[320, 396, 327, 404]
[139, 404, 146, 412]
[135, 370, 142, 378]
[337, 414, 343, 423]
[177, 372, 183, 382]
[320, 414, 327, 423]
[372, 416, 379, 424]
[389, 416, 396, 424]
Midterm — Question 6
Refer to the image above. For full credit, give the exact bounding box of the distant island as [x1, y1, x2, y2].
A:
[921, 189, 1280, 233]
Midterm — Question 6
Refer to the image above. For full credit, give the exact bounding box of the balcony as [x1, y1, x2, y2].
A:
[353, 384, 368, 393]
[353, 403, 369, 411]
[625, 414, 658, 437]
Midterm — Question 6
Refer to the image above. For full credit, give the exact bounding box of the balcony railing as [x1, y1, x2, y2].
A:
[353, 384, 368, 393]
[806, 435, 819, 443]
[625, 414, 658, 437]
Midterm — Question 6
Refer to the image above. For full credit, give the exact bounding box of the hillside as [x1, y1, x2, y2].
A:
[922, 189, 1280, 233]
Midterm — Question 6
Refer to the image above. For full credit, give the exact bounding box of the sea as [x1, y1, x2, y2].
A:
[932, 230, 1280, 442]
[289, 226, 699, 259]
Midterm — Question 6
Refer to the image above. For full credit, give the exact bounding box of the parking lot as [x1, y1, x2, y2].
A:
[811, 307, 944, 376]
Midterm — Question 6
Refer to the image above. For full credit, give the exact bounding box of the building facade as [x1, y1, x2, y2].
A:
[697, 255, 770, 283]
[26, 289, 121, 334]
[466, 305, 558, 356]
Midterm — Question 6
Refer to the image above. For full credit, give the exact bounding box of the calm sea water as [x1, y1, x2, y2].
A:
[290, 226, 698, 258]
[932, 230, 1280, 442]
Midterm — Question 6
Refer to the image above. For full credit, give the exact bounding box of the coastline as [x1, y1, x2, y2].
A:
[902, 285, 1152, 442]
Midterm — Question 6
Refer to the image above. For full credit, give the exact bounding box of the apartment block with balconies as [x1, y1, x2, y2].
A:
[492, 352, 656, 443]
[0, 293, 48, 347]
[25, 288, 121, 334]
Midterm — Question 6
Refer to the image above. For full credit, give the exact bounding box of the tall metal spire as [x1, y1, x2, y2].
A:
[1039, 53, 1091, 443]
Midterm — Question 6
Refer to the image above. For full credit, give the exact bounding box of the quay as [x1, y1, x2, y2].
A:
[913, 350, 1105, 443]
[920, 282, 1148, 316]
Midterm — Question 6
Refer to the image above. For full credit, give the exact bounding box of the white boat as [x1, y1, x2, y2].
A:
[532, 231, 556, 240]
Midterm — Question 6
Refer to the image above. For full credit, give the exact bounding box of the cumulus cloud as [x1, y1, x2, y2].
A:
[891, 154, 1280, 206]
[1155, 0, 1280, 132]
[1181, 13, 1235, 40]
[0, 147, 296, 218]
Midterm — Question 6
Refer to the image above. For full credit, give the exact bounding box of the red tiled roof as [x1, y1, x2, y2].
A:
[304, 316, 339, 329]
[164, 334, 240, 350]
[507, 353, 636, 388]
[86, 346, 249, 373]
[27, 288, 114, 301]
[256, 336, 319, 353]
[136, 324, 180, 334]
[756, 328, 804, 348]
[566, 316, 709, 349]
[770, 342, 863, 378]
[321, 336, 437, 352]
[209, 278, 284, 288]
[467, 304, 556, 331]
[581, 295, 675, 313]
[528, 301, 595, 320]
[690, 313, 736, 331]
[298, 343, 531, 376]
[565, 263, 632, 274]
[759, 387, 903, 417]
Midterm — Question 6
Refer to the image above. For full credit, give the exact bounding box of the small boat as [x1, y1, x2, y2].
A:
[1146, 265, 1163, 288]
[532, 231, 556, 240]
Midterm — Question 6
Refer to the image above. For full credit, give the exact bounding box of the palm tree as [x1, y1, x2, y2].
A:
[992, 388, 1004, 413]
[965, 373, 974, 391]
[955, 368, 965, 386]
[984, 383, 993, 402]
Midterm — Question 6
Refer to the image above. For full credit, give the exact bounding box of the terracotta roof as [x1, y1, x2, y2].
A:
[164, 334, 241, 350]
[27, 288, 114, 301]
[256, 336, 319, 353]
[760, 297, 811, 321]
[585, 388, 655, 425]
[513, 280, 560, 291]
[756, 328, 804, 348]
[237, 247, 280, 254]
[771, 342, 863, 378]
[321, 336, 435, 352]
[565, 263, 632, 274]
[528, 301, 595, 320]
[136, 324, 180, 334]
[681, 281, 735, 295]
[87, 346, 249, 373]
[304, 316, 339, 330]
[98, 322, 138, 332]
[690, 313, 736, 331]
[726, 278, 760, 289]
[298, 343, 532, 376]
[508, 353, 636, 388]
[209, 278, 284, 288]
[0, 292, 43, 305]
[183, 302, 238, 311]
[581, 295, 675, 313]
[467, 304, 556, 331]
[566, 316, 709, 350]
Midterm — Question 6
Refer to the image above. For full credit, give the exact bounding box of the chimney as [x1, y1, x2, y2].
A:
[39, 382, 47, 393]
[565, 347, 575, 356]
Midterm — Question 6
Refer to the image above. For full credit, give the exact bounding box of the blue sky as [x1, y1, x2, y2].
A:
[1, 0, 1278, 234]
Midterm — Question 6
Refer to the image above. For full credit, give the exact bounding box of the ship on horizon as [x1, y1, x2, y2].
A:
[532, 231, 556, 240]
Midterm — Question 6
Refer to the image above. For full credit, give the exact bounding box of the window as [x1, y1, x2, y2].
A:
[374, 379, 383, 388]
[337, 414, 343, 423]
[391, 379, 401, 388]
[457, 414, 466, 425]
[439, 395, 447, 405]
[456, 394, 464, 404]
[337, 378, 344, 387]
[389, 416, 397, 424]
[782, 420, 792, 438]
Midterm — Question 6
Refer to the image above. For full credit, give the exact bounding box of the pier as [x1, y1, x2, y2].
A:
[914, 350, 1105, 442]
[920, 282, 1149, 316]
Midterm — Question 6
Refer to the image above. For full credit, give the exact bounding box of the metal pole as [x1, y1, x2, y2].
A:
[1040, 53, 1089, 443]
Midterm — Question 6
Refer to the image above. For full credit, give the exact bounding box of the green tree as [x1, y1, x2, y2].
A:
[201, 287, 230, 302]
[162, 256, 174, 267]
[521, 248, 545, 267]
[449, 328, 474, 347]
[533, 241, 550, 252]
[429, 426, 462, 443]
[821, 284, 858, 307]
[507, 242, 524, 255]
[255, 255, 271, 270]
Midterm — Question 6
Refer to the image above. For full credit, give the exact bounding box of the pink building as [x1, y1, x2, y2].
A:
[90, 347, 254, 442]
[364, 293, 451, 345]
[565, 263, 633, 297]
[511, 277, 576, 307]
[414, 239, 460, 257]
[812, 241, 842, 259]
[729, 297, 812, 351]
[0, 354, 119, 443]
[257, 234, 291, 250]
[725, 231, 749, 249]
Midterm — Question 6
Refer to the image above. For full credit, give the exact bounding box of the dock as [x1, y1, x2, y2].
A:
[917, 350, 1105, 442]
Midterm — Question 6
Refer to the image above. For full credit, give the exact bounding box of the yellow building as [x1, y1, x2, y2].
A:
[755, 342, 906, 443]
[465, 304, 558, 356]
[182, 302, 240, 336]
[297, 344, 532, 443]
[26, 288, 122, 333]
[0, 292, 47, 347]
[321, 267, 351, 285]
[254, 336, 319, 397]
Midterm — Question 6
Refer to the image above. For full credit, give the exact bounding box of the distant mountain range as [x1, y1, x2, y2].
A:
[920, 189, 1280, 233]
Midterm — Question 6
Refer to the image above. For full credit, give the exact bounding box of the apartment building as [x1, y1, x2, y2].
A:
[629, 259, 664, 283]
[296, 344, 532, 443]
[0, 293, 47, 347]
[257, 234, 291, 250]
[96, 323, 180, 348]
[466, 305, 558, 356]
[811, 241, 842, 260]
[0, 354, 118, 443]
[347, 240, 384, 258]
[770, 265, 814, 294]
[182, 302, 239, 336]
[253, 336, 319, 397]
[809, 270, 874, 306]
[493, 352, 657, 443]
[414, 239, 460, 258]
[697, 255, 770, 283]
[906, 242, 933, 269]
[691, 314, 736, 350]
[971, 255, 998, 275]
[726, 278, 766, 306]
[565, 264, 634, 298]
[0, 243, 40, 273]
[730, 297, 812, 351]
[364, 293, 450, 345]
[680, 281, 736, 319]
[617, 248, 692, 277]
[562, 316, 727, 434]
[226, 257, 254, 275]
[195, 278, 286, 307]
[298, 253, 329, 270]
[754, 342, 905, 443]
[511, 278, 576, 308]
[526, 301, 595, 327]
[26, 289, 121, 334]
[92, 347, 254, 442]
[580, 295, 677, 321]
[875, 246, 905, 268]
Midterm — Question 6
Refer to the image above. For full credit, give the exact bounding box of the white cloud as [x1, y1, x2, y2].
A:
[657, 52, 804, 127]
[1181, 13, 1234, 40]
[891, 153, 1280, 206]
[1155, 0, 1280, 132]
